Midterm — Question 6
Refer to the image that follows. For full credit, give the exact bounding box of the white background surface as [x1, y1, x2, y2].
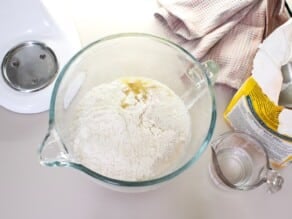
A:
[1, 1, 292, 218]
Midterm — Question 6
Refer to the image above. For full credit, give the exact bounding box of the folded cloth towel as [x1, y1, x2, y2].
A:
[155, 0, 289, 89]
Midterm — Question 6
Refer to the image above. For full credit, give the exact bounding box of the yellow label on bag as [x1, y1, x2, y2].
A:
[224, 77, 292, 169]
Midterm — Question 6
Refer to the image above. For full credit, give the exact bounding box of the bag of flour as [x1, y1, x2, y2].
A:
[224, 19, 292, 169]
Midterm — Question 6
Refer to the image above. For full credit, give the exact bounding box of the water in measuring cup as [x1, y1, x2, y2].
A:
[215, 147, 253, 186]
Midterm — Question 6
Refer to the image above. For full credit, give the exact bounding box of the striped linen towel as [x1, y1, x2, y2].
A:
[155, 0, 289, 89]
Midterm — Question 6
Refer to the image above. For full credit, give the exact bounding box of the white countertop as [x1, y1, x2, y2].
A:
[1, 1, 292, 218]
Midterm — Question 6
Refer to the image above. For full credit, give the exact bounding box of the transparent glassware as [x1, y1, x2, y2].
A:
[39, 33, 217, 192]
[209, 131, 284, 193]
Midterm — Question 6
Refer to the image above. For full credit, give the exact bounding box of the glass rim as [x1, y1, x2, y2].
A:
[210, 131, 271, 191]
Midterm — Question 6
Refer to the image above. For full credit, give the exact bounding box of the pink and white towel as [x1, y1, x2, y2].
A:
[155, 0, 289, 89]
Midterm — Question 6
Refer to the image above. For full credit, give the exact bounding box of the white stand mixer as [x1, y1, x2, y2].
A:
[0, 0, 80, 113]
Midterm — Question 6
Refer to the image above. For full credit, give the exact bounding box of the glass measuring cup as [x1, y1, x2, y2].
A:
[39, 33, 218, 192]
[209, 131, 284, 193]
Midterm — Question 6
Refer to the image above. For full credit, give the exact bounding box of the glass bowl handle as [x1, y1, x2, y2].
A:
[202, 60, 219, 85]
[182, 60, 219, 109]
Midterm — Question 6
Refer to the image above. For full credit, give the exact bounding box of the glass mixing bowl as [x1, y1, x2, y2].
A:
[39, 33, 217, 192]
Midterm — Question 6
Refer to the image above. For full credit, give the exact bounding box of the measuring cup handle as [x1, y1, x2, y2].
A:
[265, 169, 284, 193]
[39, 128, 69, 167]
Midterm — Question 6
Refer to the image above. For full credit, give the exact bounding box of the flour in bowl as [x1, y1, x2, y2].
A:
[73, 77, 191, 181]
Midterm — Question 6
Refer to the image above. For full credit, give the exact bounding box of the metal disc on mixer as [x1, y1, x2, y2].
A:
[1, 41, 58, 92]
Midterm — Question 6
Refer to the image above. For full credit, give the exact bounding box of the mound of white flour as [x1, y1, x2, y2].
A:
[73, 77, 191, 181]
